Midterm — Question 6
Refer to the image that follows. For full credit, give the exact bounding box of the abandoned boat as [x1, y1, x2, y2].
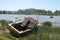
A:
[7, 17, 40, 36]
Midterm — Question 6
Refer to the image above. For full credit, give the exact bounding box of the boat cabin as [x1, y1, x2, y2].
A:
[22, 17, 38, 29]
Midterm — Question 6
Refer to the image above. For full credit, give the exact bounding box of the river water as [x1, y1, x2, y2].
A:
[0, 14, 60, 27]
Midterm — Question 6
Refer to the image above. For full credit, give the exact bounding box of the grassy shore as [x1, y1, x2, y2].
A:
[0, 26, 60, 40]
[0, 20, 60, 40]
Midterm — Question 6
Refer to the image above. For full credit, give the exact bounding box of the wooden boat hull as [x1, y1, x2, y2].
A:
[7, 22, 32, 36]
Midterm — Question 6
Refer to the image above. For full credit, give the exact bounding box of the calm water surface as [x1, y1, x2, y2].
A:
[0, 14, 60, 27]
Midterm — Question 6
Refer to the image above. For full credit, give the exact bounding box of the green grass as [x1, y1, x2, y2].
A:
[0, 21, 60, 40]
[0, 26, 60, 40]
[0, 33, 16, 40]
[0, 31, 60, 40]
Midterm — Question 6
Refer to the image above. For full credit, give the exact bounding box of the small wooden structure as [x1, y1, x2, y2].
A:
[7, 17, 39, 36]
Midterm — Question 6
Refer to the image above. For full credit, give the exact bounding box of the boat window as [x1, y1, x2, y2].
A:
[26, 21, 30, 25]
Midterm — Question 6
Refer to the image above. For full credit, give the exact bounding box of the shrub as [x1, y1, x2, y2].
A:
[43, 21, 52, 26]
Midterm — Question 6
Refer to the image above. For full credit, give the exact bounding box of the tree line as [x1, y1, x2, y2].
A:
[0, 8, 60, 15]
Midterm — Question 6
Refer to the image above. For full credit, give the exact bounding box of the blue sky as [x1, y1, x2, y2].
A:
[0, 0, 60, 11]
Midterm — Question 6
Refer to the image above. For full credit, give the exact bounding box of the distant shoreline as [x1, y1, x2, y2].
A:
[0, 14, 60, 16]
[0, 8, 60, 16]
